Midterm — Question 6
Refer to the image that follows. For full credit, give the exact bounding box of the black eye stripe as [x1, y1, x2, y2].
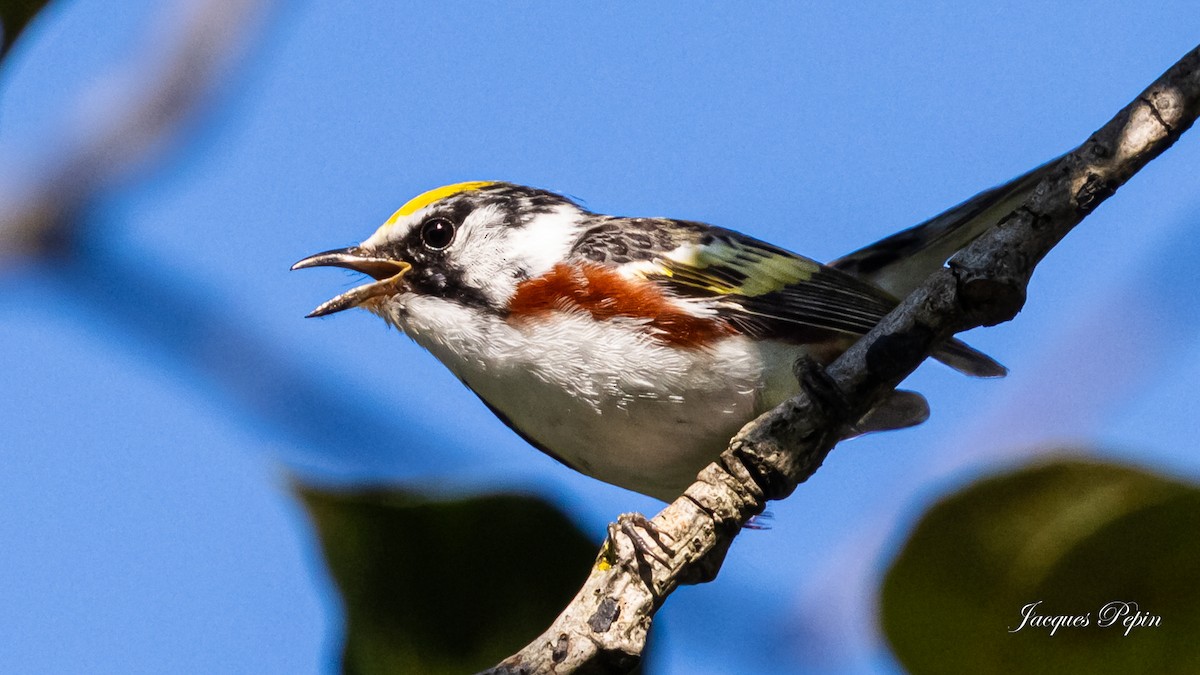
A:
[421, 217, 456, 250]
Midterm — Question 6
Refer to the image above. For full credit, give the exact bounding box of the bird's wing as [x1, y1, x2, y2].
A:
[629, 225, 900, 343]
[570, 219, 1004, 376]
[606, 224, 1004, 377]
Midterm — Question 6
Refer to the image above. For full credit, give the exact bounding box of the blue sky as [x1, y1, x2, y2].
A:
[1, 2, 1197, 673]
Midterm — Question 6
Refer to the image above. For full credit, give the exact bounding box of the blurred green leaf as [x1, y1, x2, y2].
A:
[299, 487, 598, 675]
[0, 0, 52, 61]
[881, 457, 1200, 674]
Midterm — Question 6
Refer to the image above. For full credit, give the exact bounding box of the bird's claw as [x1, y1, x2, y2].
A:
[606, 512, 675, 571]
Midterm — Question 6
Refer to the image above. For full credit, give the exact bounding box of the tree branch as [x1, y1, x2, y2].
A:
[0, 0, 475, 477]
[0, 0, 273, 265]
[486, 44, 1200, 675]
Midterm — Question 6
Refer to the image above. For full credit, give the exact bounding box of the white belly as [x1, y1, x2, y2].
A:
[387, 295, 802, 500]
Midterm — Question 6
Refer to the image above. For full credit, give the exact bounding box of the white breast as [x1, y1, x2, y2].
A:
[381, 294, 804, 500]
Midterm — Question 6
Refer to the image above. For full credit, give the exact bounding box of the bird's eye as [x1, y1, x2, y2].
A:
[420, 217, 456, 250]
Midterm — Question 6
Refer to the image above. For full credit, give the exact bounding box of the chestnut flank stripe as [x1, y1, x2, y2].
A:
[508, 263, 734, 348]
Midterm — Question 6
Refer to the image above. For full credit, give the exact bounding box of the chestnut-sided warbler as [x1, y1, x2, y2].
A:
[294, 166, 1047, 500]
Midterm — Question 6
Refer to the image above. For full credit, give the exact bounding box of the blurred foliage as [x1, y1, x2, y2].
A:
[299, 487, 601, 674]
[0, 0, 52, 60]
[882, 457, 1200, 674]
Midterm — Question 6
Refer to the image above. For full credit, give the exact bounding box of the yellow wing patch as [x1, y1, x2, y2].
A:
[384, 181, 497, 226]
[663, 238, 818, 297]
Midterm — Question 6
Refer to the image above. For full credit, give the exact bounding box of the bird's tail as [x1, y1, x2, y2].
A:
[831, 153, 1063, 378]
[830, 154, 1063, 299]
[848, 389, 929, 436]
[934, 337, 1007, 378]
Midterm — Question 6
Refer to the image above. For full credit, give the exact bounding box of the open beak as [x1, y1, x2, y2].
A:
[291, 246, 413, 317]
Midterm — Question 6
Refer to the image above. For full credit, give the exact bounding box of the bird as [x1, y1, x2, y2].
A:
[293, 166, 1050, 501]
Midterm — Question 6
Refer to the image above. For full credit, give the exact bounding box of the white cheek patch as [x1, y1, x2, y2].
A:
[451, 204, 516, 303]
[503, 205, 584, 278]
[455, 204, 508, 257]
[454, 204, 584, 305]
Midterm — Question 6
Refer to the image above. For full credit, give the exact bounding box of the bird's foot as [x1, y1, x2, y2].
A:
[605, 512, 675, 573]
